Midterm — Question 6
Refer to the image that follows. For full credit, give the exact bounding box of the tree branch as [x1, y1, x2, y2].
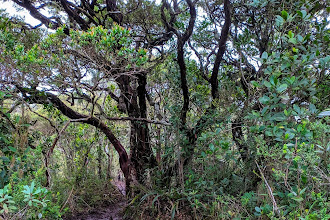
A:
[11, 0, 61, 29]
[16, 86, 130, 181]
[210, 0, 231, 99]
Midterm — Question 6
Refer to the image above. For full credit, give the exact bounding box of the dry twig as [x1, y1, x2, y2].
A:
[255, 161, 281, 217]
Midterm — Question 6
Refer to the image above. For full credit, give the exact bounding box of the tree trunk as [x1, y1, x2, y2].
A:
[116, 74, 156, 186]
[232, 119, 248, 161]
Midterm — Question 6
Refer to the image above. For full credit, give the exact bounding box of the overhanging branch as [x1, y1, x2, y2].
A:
[16, 86, 130, 180]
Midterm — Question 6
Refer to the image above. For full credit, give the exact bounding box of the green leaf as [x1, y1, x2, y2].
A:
[14, 116, 20, 123]
[3, 203, 8, 213]
[309, 103, 317, 114]
[251, 81, 260, 88]
[261, 51, 268, 60]
[171, 203, 177, 220]
[281, 10, 288, 20]
[209, 144, 215, 152]
[252, 111, 260, 117]
[0, 156, 10, 162]
[8, 205, 17, 210]
[289, 76, 296, 84]
[293, 104, 300, 114]
[269, 75, 277, 86]
[264, 81, 271, 88]
[297, 10, 307, 18]
[8, 146, 17, 153]
[261, 106, 269, 116]
[288, 38, 297, 44]
[272, 113, 286, 121]
[276, 84, 288, 93]
[299, 187, 307, 195]
[275, 15, 285, 27]
[292, 47, 298, 53]
[297, 34, 304, 42]
[259, 96, 270, 104]
[291, 196, 304, 202]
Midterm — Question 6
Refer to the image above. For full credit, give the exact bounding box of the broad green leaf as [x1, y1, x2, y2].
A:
[259, 96, 270, 104]
[275, 15, 285, 27]
[297, 34, 304, 42]
[209, 144, 215, 151]
[8, 146, 17, 153]
[264, 81, 271, 88]
[3, 203, 8, 213]
[281, 10, 288, 20]
[251, 81, 260, 87]
[297, 10, 307, 18]
[293, 104, 300, 114]
[261, 51, 268, 60]
[261, 106, 269, 116]
[309, 103, 317, 113]
[276, 84, 288, 93]
[288, 37, 297, 44]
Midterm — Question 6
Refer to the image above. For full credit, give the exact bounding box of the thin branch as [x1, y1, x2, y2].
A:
[11, 0, 61, 29]
[102, 116, 171, 126]
[47, 120, 72, 157]
[0, 110, 17, 131]
[27, 105, 59, 133]
[60, 187, 74, 213]
[256, 161, 281, 217]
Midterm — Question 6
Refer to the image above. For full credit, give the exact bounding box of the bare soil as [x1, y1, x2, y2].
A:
[70, 201, 126, 220]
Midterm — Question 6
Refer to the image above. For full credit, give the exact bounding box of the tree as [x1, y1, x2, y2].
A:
[1, 0, 172, 191]
[1, 1, 329, 218]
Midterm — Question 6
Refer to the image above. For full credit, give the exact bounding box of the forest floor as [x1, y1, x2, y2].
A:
[64, 180, 127, 220]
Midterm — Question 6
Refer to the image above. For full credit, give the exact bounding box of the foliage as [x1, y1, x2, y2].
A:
[0, 181, 62, 219]
[0, 0, 329, 219]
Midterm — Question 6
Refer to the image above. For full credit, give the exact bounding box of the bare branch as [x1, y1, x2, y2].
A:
[210, 0, 231, 99]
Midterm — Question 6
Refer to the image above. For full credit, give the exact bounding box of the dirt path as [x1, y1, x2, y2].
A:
[73, 201, 126, 220]
[65, 181, 127, 220]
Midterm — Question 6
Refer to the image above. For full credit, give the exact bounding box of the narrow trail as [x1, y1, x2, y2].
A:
[74, 200, 126, 220]
[65, 181, 127, 220]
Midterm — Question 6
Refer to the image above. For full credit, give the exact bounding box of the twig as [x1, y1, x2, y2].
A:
[255, 161, 281, 217]
[60, 187, 74, 213]
[99, 115, 171, 126]
[27, 105, 58, 133]
[10, 204, 28, 220]
[0, 110, 17, 132]
[47, 120, 72, 157]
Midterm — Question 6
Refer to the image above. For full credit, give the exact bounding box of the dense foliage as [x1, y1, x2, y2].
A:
[0, 0, 329, 219]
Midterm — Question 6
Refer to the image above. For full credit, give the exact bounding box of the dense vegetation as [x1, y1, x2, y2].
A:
[0, 0, 329, 219]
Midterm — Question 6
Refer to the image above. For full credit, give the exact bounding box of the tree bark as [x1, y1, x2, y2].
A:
[115, 74, 156, 186]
